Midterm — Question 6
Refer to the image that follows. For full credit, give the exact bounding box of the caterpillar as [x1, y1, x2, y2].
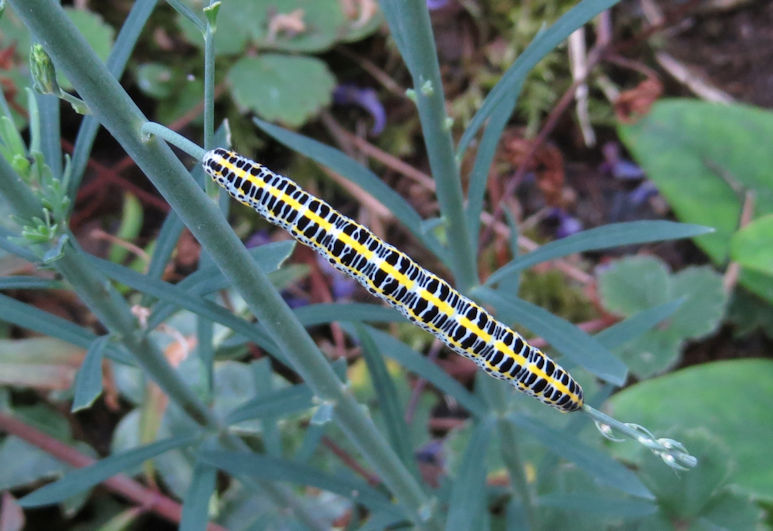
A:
[202, 148, 584, 412]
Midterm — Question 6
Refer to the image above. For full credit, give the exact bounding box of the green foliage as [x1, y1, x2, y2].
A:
[608, 359, 773, 501]
[598, 256, 728, 378]
[730, 214, 773, 276]
[0, 5, 113, 123]
[0, 0, 748, 529]
[228, 55, 335, 127]
[170, 0, 380, 128]
[618, 100, 773, 303]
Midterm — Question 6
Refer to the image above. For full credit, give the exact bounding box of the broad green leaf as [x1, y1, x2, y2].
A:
[200, 449, 401, 515]
[597, 256, 670, 316]
[71, 335, 109, 412]
[693, 489, 763, 530]
[509, 413, 653, 499]
[229, 55, 335, 127]
[598, 257, 727, 378]
[458, 0, 619, 155]
[0, 436, 73, 490]
[473, 287, 627, 385]
[444, 418, 495, 531]
[226, 384, 313, 425]
[252, 117, 446, 259]
[180, 462, 217, 531]
[65, 8, 114, 63]
[730, 214, 773, 275]
[355, 324, 414, 469]
[607, 359, 773, 500]
[177, 0, 350, 54]
[341, 323, 487, 418]
[19, 435, 197, 507]
[634, 430, 732, 520]
[618, 99, 773, 302]
[486, 221, 712, 287]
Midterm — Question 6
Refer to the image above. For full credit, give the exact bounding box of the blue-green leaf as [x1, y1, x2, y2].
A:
[355, 324, 414, 468]
[0, 294, 133, 365]
[252, 117, 446, 259]
[341, 323, 486, 418]
[445, 417, 495, 531]
[473, 287, 626, 385]
[0, 276, 63, 290]
[595, 298, 685, 350]
[19, 435, 198, 507]
[200, 449, 401, 515]
[180, 462, 217, 531]
[486, 221, 713, 286]
[509, 413, 653, 499]
[226, 384, 313, 425]
[71, 335, 110, 412]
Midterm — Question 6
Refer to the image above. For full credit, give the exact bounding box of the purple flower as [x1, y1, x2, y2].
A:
[549, 208, 583, 238]
[245, 229, 272, 248]
[601, 142, 645, 180]
[426, 0, 449, 10]
[333, 84, 386, 136]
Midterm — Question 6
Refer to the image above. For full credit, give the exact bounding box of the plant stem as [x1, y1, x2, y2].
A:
[381, 0, 476, 291]
[10, 0, 436, 524]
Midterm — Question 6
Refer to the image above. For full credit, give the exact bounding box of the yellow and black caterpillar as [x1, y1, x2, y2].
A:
[202, 148, 584, 412]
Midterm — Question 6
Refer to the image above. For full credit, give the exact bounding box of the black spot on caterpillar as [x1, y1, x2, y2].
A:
[203, 148, 584, 411]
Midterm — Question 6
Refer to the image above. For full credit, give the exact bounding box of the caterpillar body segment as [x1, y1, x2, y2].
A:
[202, 148, 584, 412]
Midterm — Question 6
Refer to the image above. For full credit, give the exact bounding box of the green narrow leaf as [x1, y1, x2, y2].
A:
[486, 221, 713, 287]
[294, 303, 404, 327]
[538, 494, 657, 517]
[252, 117, 446, 260]
[445, 418, 495, 531]
[466, 84, 522, 254]
[226, 384, 313, 425]
[200, 449, 402, 516]
[180, 462, 217, 531]
[341, 323, 487, 418]
[0, 294, 133, 365]
[473, 287, 627, 385]
[166, 0, 204, 32]
[595, 298, 685, 350]
[146, 240, 295, 329]
[86, 254, 281, 358]
[0, 276, 63, 290]
[71, 335, 110, 412]
[458, 0, 620, 155]
[355, 324, 414, 468]
[509, 413, 653, 499]
[19, 435, 198, 507]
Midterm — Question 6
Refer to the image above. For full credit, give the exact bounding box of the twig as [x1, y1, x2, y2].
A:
[723, 190, 755, 293]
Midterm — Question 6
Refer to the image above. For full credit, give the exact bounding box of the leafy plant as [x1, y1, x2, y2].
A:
[618, 99, 773, 304]
[598, 255, 728, 378]
[0, 0, 723, 529]
[169, 0, 381, 128]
